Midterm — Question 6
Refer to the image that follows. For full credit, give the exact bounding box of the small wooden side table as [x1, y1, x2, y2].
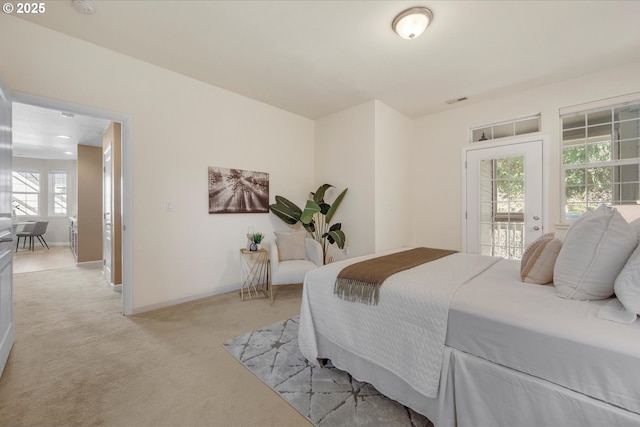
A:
[239, 248, 272, 303]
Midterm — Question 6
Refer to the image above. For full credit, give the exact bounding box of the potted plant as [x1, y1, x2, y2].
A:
[251, 232, 264, 251]
[269, 184, 347, 264]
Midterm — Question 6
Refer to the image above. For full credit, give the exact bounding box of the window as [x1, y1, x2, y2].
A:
[471, 114, 540, 143]
[12, 170, 40, 216]
[561, 98, 640, 221]
[49, 170, 68, 216]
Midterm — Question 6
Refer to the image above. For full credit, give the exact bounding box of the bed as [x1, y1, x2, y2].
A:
[298, 248, 640, 427]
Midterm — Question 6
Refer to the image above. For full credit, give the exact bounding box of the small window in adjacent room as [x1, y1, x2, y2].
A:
[471, 114, 541, 143]
[561, 95, 640, 221]
[12, 170, 40, 216]
[49, 170, 68, 216]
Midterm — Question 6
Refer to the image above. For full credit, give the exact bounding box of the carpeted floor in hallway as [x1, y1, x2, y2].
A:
[0, 265, 309, 426]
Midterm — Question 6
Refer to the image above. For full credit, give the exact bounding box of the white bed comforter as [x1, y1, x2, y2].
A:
[298, 250, 500, 398]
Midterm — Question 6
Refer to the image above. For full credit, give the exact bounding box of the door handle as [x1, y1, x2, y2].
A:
[533, 216, 540, 220]
[533, 226, 540, 231]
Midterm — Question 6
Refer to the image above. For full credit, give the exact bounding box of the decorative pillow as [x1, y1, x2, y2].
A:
[275, 230, 307, 261]
[613, 244, 640, 322]
[554, 205, 638, 300]
[520, 233, 562, 285]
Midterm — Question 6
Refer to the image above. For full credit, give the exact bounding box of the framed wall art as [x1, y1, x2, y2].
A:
[208, 166, 269, 214]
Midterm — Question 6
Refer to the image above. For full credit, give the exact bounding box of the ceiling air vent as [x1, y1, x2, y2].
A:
[446, 97, 468, 105]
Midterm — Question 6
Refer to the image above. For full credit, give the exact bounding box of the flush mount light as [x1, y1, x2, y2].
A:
[64, 151, 74, 155]
[392, 7, 433, 40]
[57, 135, 71, 139]
[72, 0, 96, 15]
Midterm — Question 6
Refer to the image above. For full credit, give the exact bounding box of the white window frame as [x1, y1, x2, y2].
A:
[12, 169, 40, 217]
[560, 93, 640, 223]
[49, 169, 68, 217]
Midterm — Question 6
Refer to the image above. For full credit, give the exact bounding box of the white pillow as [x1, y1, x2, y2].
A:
[613, 244, 640, 321]
[520, 233, 562, 285]
[275, 230, 307, 261]
[554, 205, 637, 300]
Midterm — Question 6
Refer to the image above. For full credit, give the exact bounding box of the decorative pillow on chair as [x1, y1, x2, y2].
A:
[554, 205, 638, 300]
[275, 230, 307, 261]
[520, 233, 562, 285]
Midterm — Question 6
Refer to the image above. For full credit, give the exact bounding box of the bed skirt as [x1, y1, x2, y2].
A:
[315, 334, 640, 427]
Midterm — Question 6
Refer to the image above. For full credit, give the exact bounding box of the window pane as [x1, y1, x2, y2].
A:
[563, 114, 585, 130]
[587, 124, 612, 140]
[515, 118, 539, 135]
[587, 110, 612, 125]
[563, 145, 586, 165]
[473, 128, 491, 142]
[588, 142, 612, 162]
[493, 123, 513, 139]
[617, 138, 640, 160]
[563, 127, 585, 143]
[615, 105, 640, 122]
[587, 184, 612, 203]
[565, 169, 586, 185]
[617, 183, 640, 203]
[587, 167, 612, 185]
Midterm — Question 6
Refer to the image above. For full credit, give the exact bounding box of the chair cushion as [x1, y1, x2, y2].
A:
[272, 259, 317, 285]
[275, 230, 307, 261]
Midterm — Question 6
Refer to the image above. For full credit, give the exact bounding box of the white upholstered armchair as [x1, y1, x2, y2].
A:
[269, 231, 323, 286]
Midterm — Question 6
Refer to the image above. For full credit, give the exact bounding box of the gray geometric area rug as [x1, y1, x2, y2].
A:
[223, 317, 433, 427]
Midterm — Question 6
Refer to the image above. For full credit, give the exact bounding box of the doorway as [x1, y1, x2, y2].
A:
[464, 137, 547, 260]
[11, 92, 132, 315]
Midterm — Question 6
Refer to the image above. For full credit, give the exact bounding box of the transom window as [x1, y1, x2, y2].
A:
[561, 98, 640, 221]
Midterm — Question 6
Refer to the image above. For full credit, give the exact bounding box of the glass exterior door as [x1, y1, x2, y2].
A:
[466, 140, 543, 260]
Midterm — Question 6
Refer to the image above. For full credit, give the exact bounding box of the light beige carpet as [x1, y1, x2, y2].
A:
[0, 266, 310, 426]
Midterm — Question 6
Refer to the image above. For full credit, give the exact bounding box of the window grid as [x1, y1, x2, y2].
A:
[49, 171, 68, 216]
[561, 99, 640, 221]
[12, 171, 40, 216]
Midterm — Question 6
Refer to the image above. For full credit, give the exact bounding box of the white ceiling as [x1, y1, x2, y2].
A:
[13, 103, 110, 160]
[12, 0, 640, 156]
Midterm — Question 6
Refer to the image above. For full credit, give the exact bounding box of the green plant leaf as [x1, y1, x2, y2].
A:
[325, 188, 347, 223]
[324, 229, 346, 249]
[313, 184, 333, 204]
[275, 196, 301, 215]
[329, 222, 341, 231]
[319, 202, 330, 215]
[269, 202, 300, 225]
[303, 222, 315, 233]
[300, 200, 321, 224]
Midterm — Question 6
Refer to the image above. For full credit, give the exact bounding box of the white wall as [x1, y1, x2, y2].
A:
[315, 102, 375, 260]
[374, 101, 412, 252]
[315, 100, 413, 258]
[411, 60, 640, 251]
[0, 15, 315, 311]
[12, 157, 77, 245]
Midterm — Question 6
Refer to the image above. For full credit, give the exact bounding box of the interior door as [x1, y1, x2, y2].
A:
[465, 139, 543, 259]
[103, 144, 112, 284]
[0, 76, 14, 377]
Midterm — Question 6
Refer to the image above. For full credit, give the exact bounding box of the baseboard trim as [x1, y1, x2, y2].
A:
[131, 284, 240, 315]
[0, 322, 14, 377]
[110, 283, 122, 292]
[76, 260, 103, 268]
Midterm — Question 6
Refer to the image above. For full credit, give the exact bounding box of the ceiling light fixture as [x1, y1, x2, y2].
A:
[57, 135, 71, 139]
[392, 7, 433, 40]
[60, 112, 75, 118]
[72, 0, 96, 15]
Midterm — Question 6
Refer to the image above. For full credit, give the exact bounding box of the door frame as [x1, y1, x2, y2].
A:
[12, 92, 133, 315]
[461, 134, 550, 253]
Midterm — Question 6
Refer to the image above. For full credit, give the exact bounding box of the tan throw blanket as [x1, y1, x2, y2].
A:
[334, 247, 457, 305]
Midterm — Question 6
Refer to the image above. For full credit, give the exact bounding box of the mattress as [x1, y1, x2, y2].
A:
[298, 250, 500, 399]
[447, 258, 640, 415]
